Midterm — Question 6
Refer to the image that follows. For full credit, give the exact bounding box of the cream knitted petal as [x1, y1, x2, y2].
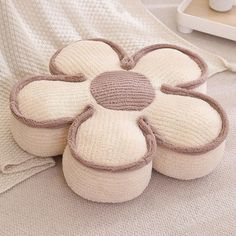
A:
[143, 86, 228, 180]
[9, 75, 91, 157]
[131, 47, 205, 89]
[63, 107, 155, 203]
[11, 76, 91, 122]
[50, 40, 124, 78]
[144, 88, 225, 151]
[67, 107, 154, 170]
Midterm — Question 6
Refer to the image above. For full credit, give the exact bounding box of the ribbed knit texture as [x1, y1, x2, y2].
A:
[18, 80, 90, 121]
[55, 41, 203, 90]
[153, 142, 225, 180]
[11, 116, 69, 157]
[63, 146, 152, 202]
[144, 92, 222, 147]
[132, 48, 201, 89]
[76, 108, 146, 167]
[55, 41, 122, 78]
[90, 71, 155, 111]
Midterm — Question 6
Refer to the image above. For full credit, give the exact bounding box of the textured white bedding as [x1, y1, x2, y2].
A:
[0, 0, 235, 235]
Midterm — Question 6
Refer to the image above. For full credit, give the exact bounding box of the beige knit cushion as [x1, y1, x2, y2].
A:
[10, 39, 228, 202]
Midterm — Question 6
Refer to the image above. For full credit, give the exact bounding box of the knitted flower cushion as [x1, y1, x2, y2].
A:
[10, 39, 228, 203]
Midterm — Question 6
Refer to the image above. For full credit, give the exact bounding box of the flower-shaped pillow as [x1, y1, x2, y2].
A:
[10, 39, 228, 203]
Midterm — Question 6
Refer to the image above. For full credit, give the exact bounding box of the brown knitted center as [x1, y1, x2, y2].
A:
[90, 71, 155, 111]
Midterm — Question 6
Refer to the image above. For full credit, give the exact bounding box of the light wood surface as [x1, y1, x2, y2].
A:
[185, 0, 236, 27]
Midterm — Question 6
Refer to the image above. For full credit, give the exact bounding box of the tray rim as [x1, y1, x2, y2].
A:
[177, 0, 236, 41]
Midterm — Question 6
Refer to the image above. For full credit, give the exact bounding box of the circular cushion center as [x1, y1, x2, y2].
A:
[90, 71, 155, 111]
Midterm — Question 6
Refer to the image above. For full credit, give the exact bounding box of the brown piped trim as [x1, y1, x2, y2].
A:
[49, 39, 208, 89]
[49, 45, 87, 80]
[67, 106, 156, 172]
[10, 75, 86, 129]
[88, 38, 135, 70]
[49, 47, 65, 74]
[152, 85, 229, 155]
[88, 38, 128, 62]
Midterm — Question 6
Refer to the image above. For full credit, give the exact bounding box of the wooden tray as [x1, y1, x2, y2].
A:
[177, 0, 236, 41]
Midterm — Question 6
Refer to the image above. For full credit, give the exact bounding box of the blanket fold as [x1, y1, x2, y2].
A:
[0, 79, 55, 193]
